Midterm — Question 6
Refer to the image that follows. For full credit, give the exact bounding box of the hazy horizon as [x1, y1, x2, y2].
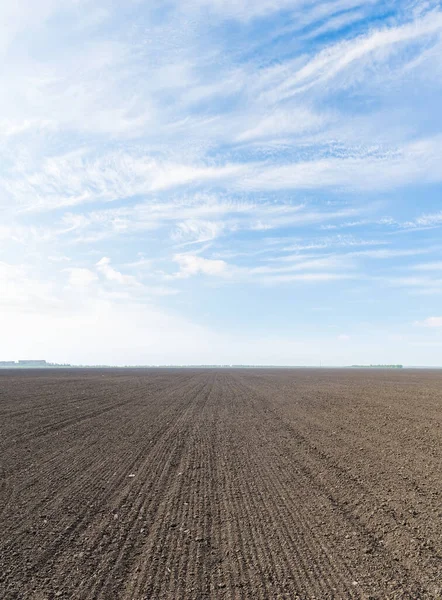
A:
[0, 357, 437, 368]
[0, 360, 439, 369]
[1, 1, 442, 365]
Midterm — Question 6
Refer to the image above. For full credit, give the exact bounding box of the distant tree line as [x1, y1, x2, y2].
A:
[351, 364, 403, 369]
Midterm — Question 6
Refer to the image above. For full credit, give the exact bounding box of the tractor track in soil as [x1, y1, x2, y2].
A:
[0, 368, 441, 599]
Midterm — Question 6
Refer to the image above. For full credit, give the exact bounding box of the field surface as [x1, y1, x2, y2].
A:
[0, 368, 441, 599]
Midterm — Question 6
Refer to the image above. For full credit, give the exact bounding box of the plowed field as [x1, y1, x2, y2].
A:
[0, 368, 441, 599]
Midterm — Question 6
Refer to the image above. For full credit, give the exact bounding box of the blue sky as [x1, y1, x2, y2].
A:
[1, 0, 442, 365]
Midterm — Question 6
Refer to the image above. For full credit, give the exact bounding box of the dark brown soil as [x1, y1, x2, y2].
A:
[0, 368, 441, 599]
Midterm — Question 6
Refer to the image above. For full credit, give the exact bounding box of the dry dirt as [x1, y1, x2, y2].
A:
[0, 368, 441, 599]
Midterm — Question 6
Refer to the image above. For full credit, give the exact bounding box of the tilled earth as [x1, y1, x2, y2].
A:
[0, 368, 441, 599]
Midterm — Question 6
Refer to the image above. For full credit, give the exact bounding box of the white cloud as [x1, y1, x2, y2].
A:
[96, 257, 139, 286]
[169, 249, 357, 285]
[0, 0, 80, 57]
[171, 220, 227, 244]
[258, 272, 352, 284]
[172, 254, 229, 278]
[350, 247, 434, 259]
[175, 0, 305, 21]
[176, 0, 377, 26]
[65, 267, 97, 287]
[411, 261, 442, 270]
[382, 275, 442, 296]
[48, 255, 71, 263]
[415, 316, 442, 327]
[43, 198, 364, 247]
[239, 135, 442, 191]
[279, 236, 389, 254]
[302, 8, 367, 41]
[0, 151, 248, 212]
[403, 211, 442, 229]
[236, 107, 329, 142]
[251, 255, 353, 274]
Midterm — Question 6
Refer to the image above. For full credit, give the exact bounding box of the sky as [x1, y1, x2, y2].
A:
[1, 0, 442, 366]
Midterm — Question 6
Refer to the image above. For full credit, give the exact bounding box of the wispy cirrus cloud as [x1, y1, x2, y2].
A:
[168, 251, 356, 286]
[238, 135, 442, 191]
[171, 0, 374, 23]
[2, 136, 441, 217]
[2, 4, 442, 216]
[415, 316, 442, 327]
[411, 261, 442, 271]
[249, 11, 442, 115]
[402, 211, 442, 229]
[51, 197, 366, 246]
[1, 152, 247, 212]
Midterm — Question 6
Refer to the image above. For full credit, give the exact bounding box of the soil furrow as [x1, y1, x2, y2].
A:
[1, 368, 441, 599]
